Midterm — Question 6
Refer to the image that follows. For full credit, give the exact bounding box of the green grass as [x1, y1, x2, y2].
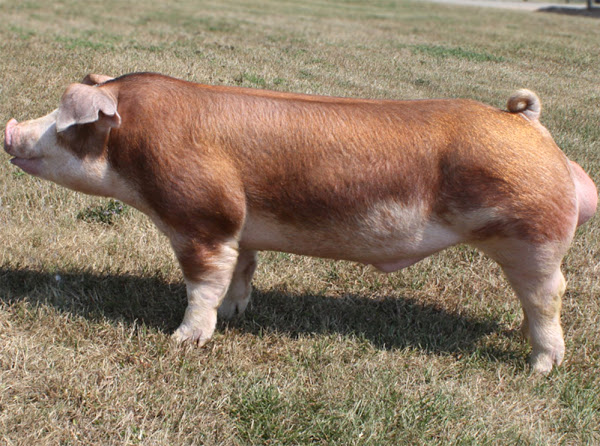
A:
[408, 44, 506, 62]
[0, 0, 599, 444]
[77, 199, 129, 225]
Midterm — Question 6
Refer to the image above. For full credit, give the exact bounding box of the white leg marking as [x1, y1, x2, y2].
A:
[218, 250, 257, 320]
[476, 239, 570, 374]
[172, 242, 238, 346]
[514, 269, 566, 374]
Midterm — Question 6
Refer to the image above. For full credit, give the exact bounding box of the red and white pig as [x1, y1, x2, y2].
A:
[4, 73, 597, 373]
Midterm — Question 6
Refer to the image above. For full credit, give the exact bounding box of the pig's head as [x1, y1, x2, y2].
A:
[4, 77, 121, 195]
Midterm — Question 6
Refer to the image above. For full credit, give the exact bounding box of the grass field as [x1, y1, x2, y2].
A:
[1, 0, 599, 444]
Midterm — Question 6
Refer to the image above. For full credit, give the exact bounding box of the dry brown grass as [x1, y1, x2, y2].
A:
[1, 0, 599, 444]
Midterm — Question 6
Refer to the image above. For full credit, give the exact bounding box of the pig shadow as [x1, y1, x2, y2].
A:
[0, 267, 522, 362]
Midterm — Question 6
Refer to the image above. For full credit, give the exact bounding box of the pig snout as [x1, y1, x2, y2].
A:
[3, 118, 45, 177]
[4, 119, 18, 153]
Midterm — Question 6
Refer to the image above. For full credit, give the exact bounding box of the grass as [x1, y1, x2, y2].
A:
[77, 200, 129, 225]
[407, 44, 506, 62]
[0, 0, 599, 444]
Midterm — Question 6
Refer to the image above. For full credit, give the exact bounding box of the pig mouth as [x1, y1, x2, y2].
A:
[10, 156, 42, 176]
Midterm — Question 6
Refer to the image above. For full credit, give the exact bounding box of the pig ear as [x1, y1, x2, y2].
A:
[81, 73, 114, 86]
[56, 84, 121, 133]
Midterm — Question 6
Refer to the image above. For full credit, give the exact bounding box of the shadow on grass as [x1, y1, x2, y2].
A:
[538, 6, 600, 18]
[0, 266, 521, 362]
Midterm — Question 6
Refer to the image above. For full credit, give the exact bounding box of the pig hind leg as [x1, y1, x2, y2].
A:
[476, 238, 571, 374]
[218, 249, 257, 319]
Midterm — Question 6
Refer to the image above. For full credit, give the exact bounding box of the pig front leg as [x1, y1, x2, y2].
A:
[218, 249, 257, 319]
[171, 237, 239, 346]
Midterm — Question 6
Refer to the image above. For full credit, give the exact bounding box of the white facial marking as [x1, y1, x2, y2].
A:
[6, 110, 146, 210]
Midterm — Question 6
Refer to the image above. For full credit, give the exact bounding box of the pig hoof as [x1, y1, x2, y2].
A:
[217, 295, 250, 320]
[530, 348, 564, 375]
[171, 325, 210, 347]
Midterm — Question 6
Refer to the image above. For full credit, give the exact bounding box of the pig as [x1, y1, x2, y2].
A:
[4, 72, 597, 373]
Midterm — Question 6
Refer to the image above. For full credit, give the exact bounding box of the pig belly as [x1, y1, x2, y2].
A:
[371, 258, 426, 273]
[240, 206, 463, 267]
